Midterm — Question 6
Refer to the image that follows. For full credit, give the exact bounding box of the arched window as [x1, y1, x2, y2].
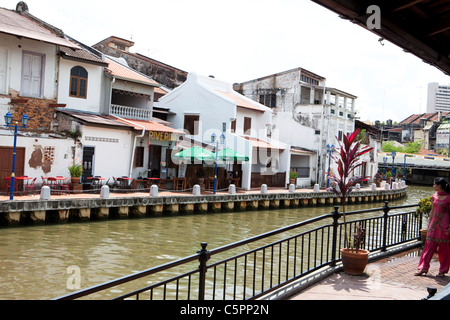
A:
[70, 66, 88, 98]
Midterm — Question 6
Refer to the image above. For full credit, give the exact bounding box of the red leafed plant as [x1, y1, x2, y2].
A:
[330, 128, 373, 250]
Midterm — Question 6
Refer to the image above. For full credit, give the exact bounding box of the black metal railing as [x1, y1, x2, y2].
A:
[54, 201, 421, 300]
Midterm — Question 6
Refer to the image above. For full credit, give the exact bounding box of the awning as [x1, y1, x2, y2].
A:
[173, 146, 216, 162]
[113, 117, 185, 135]
[217, 148, 249, 161]
[290, 147, 316, 155]
[242, 136, 285, 150]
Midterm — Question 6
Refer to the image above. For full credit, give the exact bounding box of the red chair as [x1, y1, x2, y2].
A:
[4, 177, 12, 194]
[24, 177, 37, 195]
[59, 178, 70, 195]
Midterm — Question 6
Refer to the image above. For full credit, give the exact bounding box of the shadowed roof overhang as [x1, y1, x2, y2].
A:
[311, 0, 450, 76]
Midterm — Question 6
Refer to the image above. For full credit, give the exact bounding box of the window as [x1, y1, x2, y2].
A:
[184, 115, 199, 135]
[231, 119, 236, 133]
[259, 94, 276, 108]
[21, 51, 44, 98]
[338, 131, 343, 141]
[244, 117, 252, 134]
[70, 66, 88, 98]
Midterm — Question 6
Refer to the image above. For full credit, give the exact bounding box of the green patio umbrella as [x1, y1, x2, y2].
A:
[217, 148, 249, 161]
[172, 146, 216, 162]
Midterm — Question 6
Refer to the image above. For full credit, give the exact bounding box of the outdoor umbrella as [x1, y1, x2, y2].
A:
[217, 148, 249, 161]
[172, 146, 216, 162]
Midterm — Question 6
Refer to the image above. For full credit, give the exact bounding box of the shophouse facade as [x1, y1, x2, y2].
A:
[0, 4, 183, 192]
[159, 73, 289, 190]
[234, 67, 359, 186]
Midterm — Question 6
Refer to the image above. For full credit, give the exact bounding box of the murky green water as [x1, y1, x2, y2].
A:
[0, 185, 433, 299]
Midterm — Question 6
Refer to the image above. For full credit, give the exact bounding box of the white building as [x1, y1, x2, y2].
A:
[427, 82, 450, 113]
[159, 73, 290, 190]
[234, 67, 357, 187]
[0, 3, 183, 192]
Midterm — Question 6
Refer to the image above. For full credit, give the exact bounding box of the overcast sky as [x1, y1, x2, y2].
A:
[3, 0, 450, 123]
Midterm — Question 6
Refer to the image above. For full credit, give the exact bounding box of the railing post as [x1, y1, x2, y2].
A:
[197, 242, 210, 300]
[382, 201, 390, 252]
[330, 206, 341, 267]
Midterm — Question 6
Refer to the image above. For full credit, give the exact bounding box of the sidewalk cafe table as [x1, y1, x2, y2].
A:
[87, 176, 105, 189]
[16, 176, 33, 194]
[117, 177, 133, 189]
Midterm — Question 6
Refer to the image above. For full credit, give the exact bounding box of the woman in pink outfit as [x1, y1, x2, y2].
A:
[416, 178, 450, 277]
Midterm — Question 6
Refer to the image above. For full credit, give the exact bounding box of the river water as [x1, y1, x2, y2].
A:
[0, 185, 433, 300]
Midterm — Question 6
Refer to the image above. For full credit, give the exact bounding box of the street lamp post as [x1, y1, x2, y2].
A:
[211, 132, 225, 195]
[403, 154, 407, 181]
[326, 144, 335, 188]
[4, 111, 29, 200]
[383, 157, 388, 175]
[391, 151, 396, 189]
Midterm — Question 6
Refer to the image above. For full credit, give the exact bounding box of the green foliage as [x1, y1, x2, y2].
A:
[68, 161, 83, 177]
[415, 196, 432, 221]
[382, 140, 422, 154]
[289, 170, 298, 179]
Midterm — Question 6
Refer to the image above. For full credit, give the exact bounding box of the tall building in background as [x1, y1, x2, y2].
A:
[427, 82, 450, 112]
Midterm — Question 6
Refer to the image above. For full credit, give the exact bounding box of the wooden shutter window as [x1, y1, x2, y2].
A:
[70, 66, 88, 98]
[244, 117, 252, 134]
[184, 115, 199, 135]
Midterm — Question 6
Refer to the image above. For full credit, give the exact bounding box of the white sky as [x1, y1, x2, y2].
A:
[3, 0, 450, 123]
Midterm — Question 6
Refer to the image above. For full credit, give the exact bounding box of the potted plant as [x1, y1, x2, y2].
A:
[330, 128, 373, 275]
[68, 161, 83, 190]
[415, 195, 432, 242]
[289, 170, 298, 185]
[385, 170, 392, 184]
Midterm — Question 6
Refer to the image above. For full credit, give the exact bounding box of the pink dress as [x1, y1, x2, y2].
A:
[417, 191, 450, 274]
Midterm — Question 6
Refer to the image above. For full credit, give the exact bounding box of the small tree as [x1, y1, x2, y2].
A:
[330, 129, 374, 249]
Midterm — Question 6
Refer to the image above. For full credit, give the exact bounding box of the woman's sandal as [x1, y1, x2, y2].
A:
[414, 270, 428, 276]
[436, 273, 446, 277]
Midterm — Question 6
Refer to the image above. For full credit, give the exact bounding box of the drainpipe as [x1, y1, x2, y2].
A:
[111, 116, 146, 178]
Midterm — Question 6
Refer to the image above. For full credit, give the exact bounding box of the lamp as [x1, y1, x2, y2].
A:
[4, 111, 12, 125]
[211, 132, 225, 194]
[4, 112, 30, 200]
[326, 144, 335, 188]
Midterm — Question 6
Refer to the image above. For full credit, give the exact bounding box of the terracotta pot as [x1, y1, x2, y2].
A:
[340, 248, 369, 275]
[71, 177, 81, 184]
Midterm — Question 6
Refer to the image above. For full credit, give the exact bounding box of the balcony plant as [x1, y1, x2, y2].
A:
[414, 195, 432, 242]
[329, 128, 373, 275]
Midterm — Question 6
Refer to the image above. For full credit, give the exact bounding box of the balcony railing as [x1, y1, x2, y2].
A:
[110, 104, 152, 120]
[54, 201, 422, 300]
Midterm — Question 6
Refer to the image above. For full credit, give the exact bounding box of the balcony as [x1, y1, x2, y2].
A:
[109, 104, 152, 121]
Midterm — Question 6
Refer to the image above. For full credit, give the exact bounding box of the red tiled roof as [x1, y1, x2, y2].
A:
[399, 112, 450, 125]
[215, 90, 266, 113]
[106, 57, 159, 87]
[113, 117, 185, 135]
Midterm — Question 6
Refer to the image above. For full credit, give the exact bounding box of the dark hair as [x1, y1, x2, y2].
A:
[434, 178, 450, 193]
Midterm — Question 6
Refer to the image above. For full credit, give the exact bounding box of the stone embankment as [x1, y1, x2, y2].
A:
[0, 182, 408, 227]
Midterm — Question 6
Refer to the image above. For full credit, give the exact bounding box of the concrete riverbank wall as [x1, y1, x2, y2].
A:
[0, 184, 409, 228]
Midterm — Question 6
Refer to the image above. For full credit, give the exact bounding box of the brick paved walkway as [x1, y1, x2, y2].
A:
[289, 247, 450, 300]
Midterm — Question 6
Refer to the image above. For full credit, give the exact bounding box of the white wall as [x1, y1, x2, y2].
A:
[0, 131, 81, 185]
[0, 33, 58, 100]
[80, 125, 134, 179]
[58, 58, 104, 113]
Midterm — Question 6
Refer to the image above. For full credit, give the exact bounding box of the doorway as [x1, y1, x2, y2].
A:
[0, 147, 25, 192]
[81, 146, 95, 182]
[148, 145, 161, 178]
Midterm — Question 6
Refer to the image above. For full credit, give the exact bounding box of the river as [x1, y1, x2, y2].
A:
[0, 185, 433, 300]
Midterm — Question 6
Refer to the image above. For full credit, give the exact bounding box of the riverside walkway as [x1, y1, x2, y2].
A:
[287, 246, 450, 300]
